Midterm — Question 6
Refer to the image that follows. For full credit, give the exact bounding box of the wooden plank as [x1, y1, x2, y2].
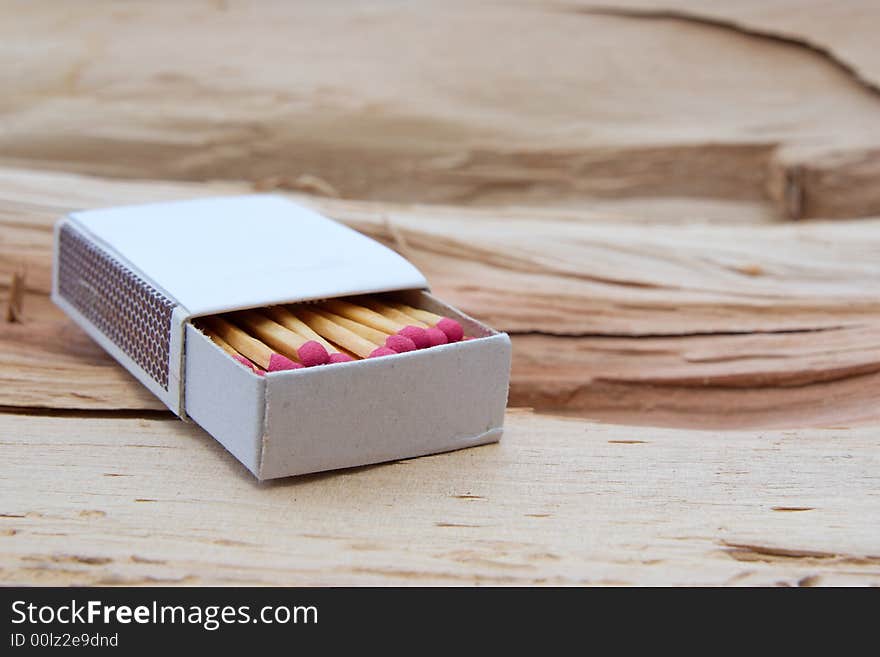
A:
[1, 2, 880, 218]
[2, 168, 880, 426]
[0, 410, 877, 586]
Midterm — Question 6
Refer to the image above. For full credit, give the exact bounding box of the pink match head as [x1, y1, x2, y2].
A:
[384, 334, 416, 353]
[425, 327, 449, 347]
[369, 346, 397, 358]
[297, 340, 330, 367]
[234, 355, 266, 375]
[268, 353, 304, 372]
[398, 325, 430, 349]
[328, 352, 355, 364]
[436, 317, 464, 342]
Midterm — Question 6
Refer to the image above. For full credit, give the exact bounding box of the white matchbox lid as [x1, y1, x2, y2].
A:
[68, 195, 428, 318]
[51, 195, 511, 479]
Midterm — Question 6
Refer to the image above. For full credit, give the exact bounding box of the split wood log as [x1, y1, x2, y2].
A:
[3, 1, 879, 589]
[1, 2, 880, 218]
[1, 168, 878, 427]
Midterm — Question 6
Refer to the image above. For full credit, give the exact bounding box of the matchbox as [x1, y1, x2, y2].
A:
[51, 195, 511, 479]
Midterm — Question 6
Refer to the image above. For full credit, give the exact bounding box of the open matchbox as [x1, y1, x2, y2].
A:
[51, 195, 511, 479]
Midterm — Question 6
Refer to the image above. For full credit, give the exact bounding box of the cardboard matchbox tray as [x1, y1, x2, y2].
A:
[51, 195, 511, 479]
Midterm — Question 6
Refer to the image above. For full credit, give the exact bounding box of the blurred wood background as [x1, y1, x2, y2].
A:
[1, 1, 878, 586]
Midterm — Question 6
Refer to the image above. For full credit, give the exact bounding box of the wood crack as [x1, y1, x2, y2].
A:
[506, 325, 850, 339]
[0, 406, 174, 420]
[571, 5, 880, 97]
[722, 541, 880, 566]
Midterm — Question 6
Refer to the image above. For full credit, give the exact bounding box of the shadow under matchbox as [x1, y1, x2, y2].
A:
[51, 195, 512, 479]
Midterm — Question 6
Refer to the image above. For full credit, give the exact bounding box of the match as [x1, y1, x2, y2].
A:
[200, 294, 470, 372]
[200, 317, 302, 372]
[348, 297, 453, 346]
[200, 325, 265, 375]
[263, 306, 356, 364]
[294, 308, 397, 359]
[383, 301, 464, 343]
[232, 311, 330, 367]
[321, 299, 431, 349]
[316, 303, 417, 353]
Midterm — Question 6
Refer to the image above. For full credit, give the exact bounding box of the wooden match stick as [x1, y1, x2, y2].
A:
[199, 325, 265, 375]
[317, 310, 416, 353]
[264, 306, 335, 348]
[264, 306, 356, 363]
[365, 302, 448, 346]
[326, 298, 431, 349]
[358, 298, 428, 328]
[385, 302, 464, 342]
[315, 305, 417, 353]
[233, 310, 330, 367]
[316, 309, 387, 344]
[201, 317, 301, 372]
[322, 299, 406, 334]
[294, 308, 395, 358]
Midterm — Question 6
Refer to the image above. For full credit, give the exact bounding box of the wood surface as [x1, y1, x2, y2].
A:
[2, 0, 880, 220]
[593, 1, 880, 89]
[1, 1, 879, 586]
[3, 167, 879, 428]
[2, 410, 878, 586]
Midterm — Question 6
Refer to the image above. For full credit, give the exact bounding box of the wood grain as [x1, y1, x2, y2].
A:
[0, 165, 880, 428]
[2, 1, 880, 218]
[593, 1, 880, 89]
[1, 409, 877, 586]
[2, 2, 879, 587]
[2, 167, 879, 426]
